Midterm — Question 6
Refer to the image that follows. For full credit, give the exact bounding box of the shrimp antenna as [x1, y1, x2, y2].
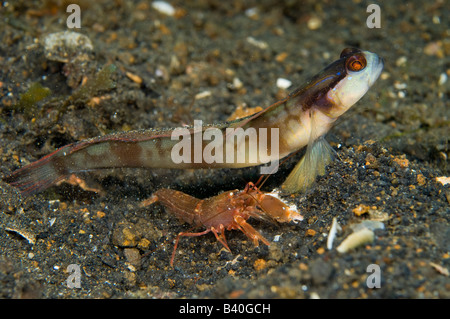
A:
[255, 147, 304, 190]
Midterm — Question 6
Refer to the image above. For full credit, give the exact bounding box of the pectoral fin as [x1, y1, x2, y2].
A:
[281, 137, 334, 194]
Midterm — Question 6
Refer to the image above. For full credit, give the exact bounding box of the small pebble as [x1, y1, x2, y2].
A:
[124, 248, 141, 269]
[305, 229, 316, 236]
[111, 223, 139, 247]
[245, 7, 259, 19]
[125, 72, 143, 84]
[380, 72, 390, 80]
[352, 204, 371, 216]
[275, 52, 288, 63]
[395, 56, 407, 67]
[307, 16, 322, 30]
[253, 259, 267, 271]
[394, 82, 407, 90]
[231, 77, 243, 90]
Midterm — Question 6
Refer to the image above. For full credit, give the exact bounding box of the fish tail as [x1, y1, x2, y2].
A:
[4, 147, 70, 196]
[281, 137, 334, 194]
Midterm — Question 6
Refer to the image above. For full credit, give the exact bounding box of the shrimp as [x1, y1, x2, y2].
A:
[141, 182, 303, 266]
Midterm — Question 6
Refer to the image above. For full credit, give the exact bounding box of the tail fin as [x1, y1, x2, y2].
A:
[4, 150, 68, 196]
[281, 137, 334, 194]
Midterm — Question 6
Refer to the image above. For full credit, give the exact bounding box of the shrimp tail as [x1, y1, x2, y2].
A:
[281, 136, 334, 194]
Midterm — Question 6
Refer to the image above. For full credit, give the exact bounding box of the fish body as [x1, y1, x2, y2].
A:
[5, 48, 384, 195]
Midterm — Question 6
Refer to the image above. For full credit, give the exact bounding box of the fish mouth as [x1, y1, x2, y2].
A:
[377, 56, 385, 72]
[369, 55, 384, 86]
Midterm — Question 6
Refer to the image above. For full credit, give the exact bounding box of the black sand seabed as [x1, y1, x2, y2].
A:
[0, 1, 448, 299]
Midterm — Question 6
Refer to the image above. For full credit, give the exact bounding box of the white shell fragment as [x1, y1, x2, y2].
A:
[438, 73, 447, 85]
[276, 78, 292, 89]
[194, 90, 212, 100]
[429, 262, 449, 277]
[246, 36, 269, 50]
[336, 228, 374, 253]
[152, 1, 175, 16]
[327, 217, 342, 250]
[436, 176, 450, 186]
[49, 217, 57, 227]
[336, 220, 384, 253]
[5, 227, 36, 245]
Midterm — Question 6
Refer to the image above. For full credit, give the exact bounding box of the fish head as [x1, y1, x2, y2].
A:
[325, 48, 384, 118]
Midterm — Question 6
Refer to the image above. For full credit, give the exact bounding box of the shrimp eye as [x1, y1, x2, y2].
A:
[346, 54, 367, 72]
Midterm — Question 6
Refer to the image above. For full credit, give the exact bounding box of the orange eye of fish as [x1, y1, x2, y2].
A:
[346, 54, 367, 72]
